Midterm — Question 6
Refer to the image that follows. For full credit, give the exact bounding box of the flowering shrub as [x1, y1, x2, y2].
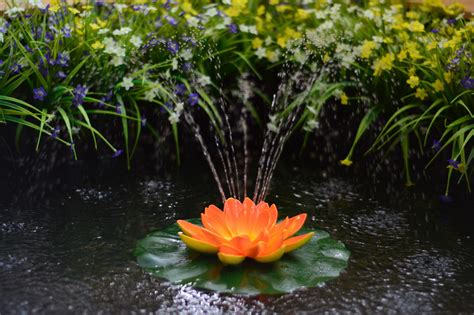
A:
[0, 0, 472, 198]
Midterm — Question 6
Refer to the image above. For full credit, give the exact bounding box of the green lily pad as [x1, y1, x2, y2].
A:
[134, 219, 350, 295]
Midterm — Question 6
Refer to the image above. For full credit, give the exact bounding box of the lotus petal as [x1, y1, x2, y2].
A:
[283, 232, 314, 253]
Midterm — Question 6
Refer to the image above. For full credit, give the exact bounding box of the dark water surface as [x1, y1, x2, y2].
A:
[1, 163, 473, 314]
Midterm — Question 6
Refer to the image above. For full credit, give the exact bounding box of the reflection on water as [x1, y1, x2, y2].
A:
[0, 164, 473, 313]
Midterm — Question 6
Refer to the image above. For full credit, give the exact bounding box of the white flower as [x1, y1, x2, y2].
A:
[104, 37, 126, 57]
[264, 37, 272, 46]
[168, 112, 180, 124]
[130, 35, 143, 48]
[144, 87, 159, 102]
[363, 10, 375, 20]
[115, 4, 128, 13]
[267, 115, 279, 133]
[6, 7, 25, 18]
[113, 27, 132, 36]
[180, 49, 193, 61]
[205, 8, 218, 17]
[175, 102, 184, 113]
[304, 119, 320, 132]
[121, 77, 134, 91]
[197, 74, 211, 86]
[172, 59, 178, 70]
[239, 24, 258, 35]
[111, 55, 124, 67]
[98, 28, 110, 35]
[294, 50, 307, 64]
[255, 47, 266, 59]
[186, 16, 200, 28]
[372, 36, 384, 43]
[28, 0, 45, 9]
[314, 10, 327, 20]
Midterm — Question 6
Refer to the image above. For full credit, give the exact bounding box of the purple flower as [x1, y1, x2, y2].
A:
[56, 71, 67, 79]
[56, 52, 70, 67]
[51, 125, 60, 139]
[188, 93, 199, 106]
[430, 29, 439, 33]
[73, 84, 88, 107]
[174, 83, 186, 95]
[33, 87, 47, 101]
[440, 195, 453, 203]
[461, 76, 474, 89]
[447, 159, 460, 169]
[44, 52, 55, 66]
[40, 4, 50, 14]
[161, 101, 173, 113]
[10, 63, 22, 74]
[45, 32, 55, 42]
[227, 23, 238, 34]
[182, 62, 192, 72]
[61, 25, 72, 38]
[141, 117, 147, 127]
[432, 139, 441, 151]
[447, 18, 456, 25]
[166, 40, 180, 54]
[115, 105, 122, 114]
[165, 16, 178, 26]
[112, 149, 123, 158]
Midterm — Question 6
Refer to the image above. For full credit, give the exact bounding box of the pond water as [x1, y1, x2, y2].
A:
[1, 161, 473, 313]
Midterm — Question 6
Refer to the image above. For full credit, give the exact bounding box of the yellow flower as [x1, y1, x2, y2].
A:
[406, 42, 422, 60]
[340, 159, 353, 166]
[407, 75, 420, 88]
[427, 41, 437, 51]
[373, 53, 395, 76]
[444, 72, 453, 84]
[277, 36, 287, 48]
[257, 5, 265, 15]
[91, 41, 105, 50]
[443, 36, 461, 50]
[276, 5, 292, 12]
[340, 92, 349, 105]
[361, 40, 377, 59]
[397, 49, 407, 61]
[68, 7, 80, 15]
[96, 18, 107, 28]
[269, 0, 279, 4]
[90, 23, 100, 31]
[406, 11, 420, 20]
[323, 53, 330, 63]
[433, 79, 444, 92]
[409, 21, 425, 33]
[181, 1, 197, 14]
[296, 9, 310, 20]
[415, 88, 428, 100]
[252, 37, 263, 49]
[224, 6, 241, 17]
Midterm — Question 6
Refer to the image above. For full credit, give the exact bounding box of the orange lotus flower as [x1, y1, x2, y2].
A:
[177, 197, 314, 265]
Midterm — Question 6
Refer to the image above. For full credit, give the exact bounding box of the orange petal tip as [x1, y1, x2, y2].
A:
[283, 232, 315, 253]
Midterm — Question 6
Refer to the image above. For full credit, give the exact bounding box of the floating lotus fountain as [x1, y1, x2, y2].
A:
[135, 42, 350, 295]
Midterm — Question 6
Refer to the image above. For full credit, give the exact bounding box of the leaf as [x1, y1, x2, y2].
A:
[135, 219, 350, 295]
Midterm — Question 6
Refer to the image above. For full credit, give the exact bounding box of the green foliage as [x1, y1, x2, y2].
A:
[0, 0, 472, 196]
